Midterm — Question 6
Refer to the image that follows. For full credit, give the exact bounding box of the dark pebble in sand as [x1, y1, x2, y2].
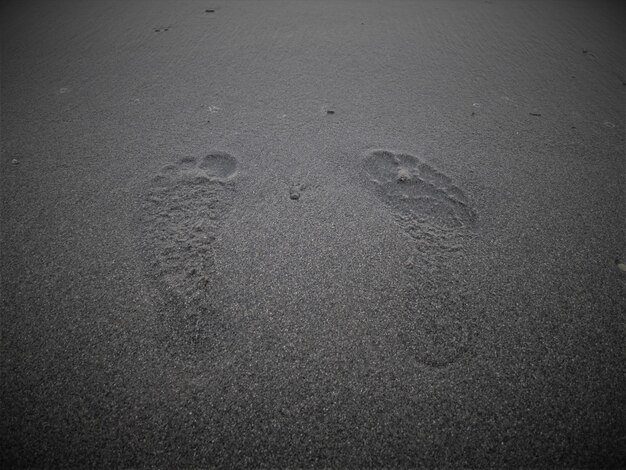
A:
[327, 110, 335, 115]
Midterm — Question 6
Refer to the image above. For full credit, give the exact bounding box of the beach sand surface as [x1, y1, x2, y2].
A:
[2, 0, 625, 467]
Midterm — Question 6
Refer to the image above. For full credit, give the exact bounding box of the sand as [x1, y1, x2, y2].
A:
[1, 0, 625, 467]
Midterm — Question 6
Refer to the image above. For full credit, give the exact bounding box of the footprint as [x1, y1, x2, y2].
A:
[362, 149, 476, 232]
[362, 149, 476, 367]
[140, 152, 238, 339]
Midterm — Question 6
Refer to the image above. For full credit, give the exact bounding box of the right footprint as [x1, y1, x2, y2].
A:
[362, 149, 477, 367]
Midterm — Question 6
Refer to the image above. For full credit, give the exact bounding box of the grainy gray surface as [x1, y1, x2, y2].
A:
[2, 0, 625, 467]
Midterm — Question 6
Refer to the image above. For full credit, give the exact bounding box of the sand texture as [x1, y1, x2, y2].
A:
[2, 0, 625, 467]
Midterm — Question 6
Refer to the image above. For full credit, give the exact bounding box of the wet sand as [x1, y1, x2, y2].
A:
[2, 0, 625, 467]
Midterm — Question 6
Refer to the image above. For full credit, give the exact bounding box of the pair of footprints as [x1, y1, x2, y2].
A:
[143, 149, 477, 366]
[148, 149, 476, 227]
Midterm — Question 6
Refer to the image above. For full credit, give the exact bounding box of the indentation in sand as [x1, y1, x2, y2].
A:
[141, 152, 237, 307]
[362, 148, 477, 366]
[289, 182, 306, 201]
[198, 152, 237, 179]
[362, 149, 477, 232]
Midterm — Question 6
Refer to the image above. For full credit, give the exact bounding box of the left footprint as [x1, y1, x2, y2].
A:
[140, 152, 237, 313]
